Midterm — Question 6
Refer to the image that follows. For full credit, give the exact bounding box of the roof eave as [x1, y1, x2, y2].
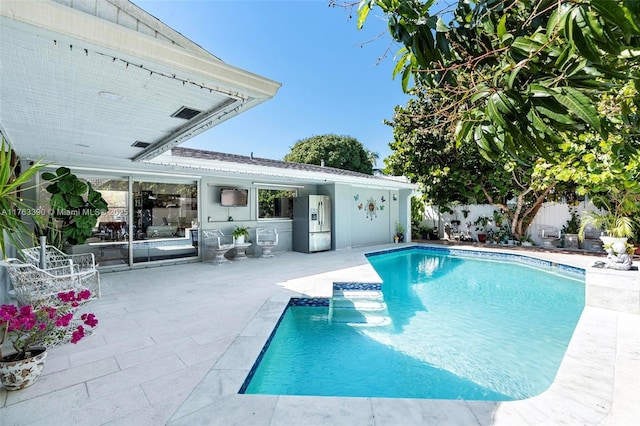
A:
[0, 0, 282, 161]
[147, 152, 417, 190]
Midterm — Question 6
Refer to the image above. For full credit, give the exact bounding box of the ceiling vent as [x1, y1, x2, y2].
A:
[132, 141, 151, 148]
[171, 106, 202, 120]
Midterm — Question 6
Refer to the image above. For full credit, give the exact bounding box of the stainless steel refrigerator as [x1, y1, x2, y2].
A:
[292, 195, 332, 253]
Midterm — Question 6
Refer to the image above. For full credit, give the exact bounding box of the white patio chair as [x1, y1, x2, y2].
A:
[256, 228, 278, 258]
[22, 245, 100, 297]
[202, 230, 235, 264]
[538, 225, 561, 247]
[4, 258, 100, 347]
[23, 245, 96, 270]
[4, 258, 100, 308]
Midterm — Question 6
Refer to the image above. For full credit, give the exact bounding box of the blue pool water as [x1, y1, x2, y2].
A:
[242, 248, 585, 400]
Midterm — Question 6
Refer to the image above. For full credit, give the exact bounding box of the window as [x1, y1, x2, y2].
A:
[258, 189, 295, 219]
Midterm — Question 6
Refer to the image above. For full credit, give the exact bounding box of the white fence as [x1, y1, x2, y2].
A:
[420, 200, 604, 247]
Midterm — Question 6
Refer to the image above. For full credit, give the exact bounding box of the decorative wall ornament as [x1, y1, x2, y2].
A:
[366, 197, 377, 220]
[354, 193, 385, 219]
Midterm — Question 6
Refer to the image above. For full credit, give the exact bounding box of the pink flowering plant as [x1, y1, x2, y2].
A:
[0, 290, 98, 362]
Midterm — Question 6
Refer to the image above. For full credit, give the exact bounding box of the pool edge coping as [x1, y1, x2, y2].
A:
[168, 245, 626, 425]
[238, 244, 587, 401]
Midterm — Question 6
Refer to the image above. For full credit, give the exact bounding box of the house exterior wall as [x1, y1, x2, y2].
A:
[0, 170, 412, 305]
[349, 187, 394, 247]
[321, 185, 352, 250]
[199, 176, 323, 256]
[399, 188, 413, 243]
[198, 178, 409, 254]
[310, 183, 409, 249]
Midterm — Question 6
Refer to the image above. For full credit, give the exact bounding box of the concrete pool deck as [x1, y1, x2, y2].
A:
[1, 243, 638, 425]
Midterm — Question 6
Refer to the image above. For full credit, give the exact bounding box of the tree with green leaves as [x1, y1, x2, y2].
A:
[533, 81, 640, 239]
[365, 148, 383, 174]
[0, 138, 46, 257]
[533, 81, 640, 195]
[385, 88, 561, 239]
[356, 0, 640, 159]
[284, 134, 374, 174]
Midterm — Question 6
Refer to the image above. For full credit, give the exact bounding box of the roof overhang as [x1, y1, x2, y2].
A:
[147, 150, 417, 190]
[0, 0, 281, 165]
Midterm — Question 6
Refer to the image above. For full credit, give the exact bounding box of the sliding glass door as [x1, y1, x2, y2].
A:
[131, 181, 198, 264]
[88, 177, 130, 266]
[38, 172, 199, 267]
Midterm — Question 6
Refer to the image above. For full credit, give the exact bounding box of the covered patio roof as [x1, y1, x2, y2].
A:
[0, 0, 413, 191]
[0, 0, 281, 169]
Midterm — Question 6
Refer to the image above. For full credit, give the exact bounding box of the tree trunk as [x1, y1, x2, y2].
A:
[482, 184, 556, 240]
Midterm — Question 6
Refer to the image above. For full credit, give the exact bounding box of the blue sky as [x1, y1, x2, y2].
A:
[133, 0, 409, 166]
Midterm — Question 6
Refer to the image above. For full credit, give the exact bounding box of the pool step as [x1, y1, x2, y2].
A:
[330, 288, 390, 326]
[332, 289, 384, 299]
[329, 311, 392, 326]
[331, 298, 387, 312]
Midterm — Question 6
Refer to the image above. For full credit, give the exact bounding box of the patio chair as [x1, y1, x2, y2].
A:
[22, 245, 100, 297]
[23, 244, 97, 270]
[202, 230, 235, 264]
[4, 258, 100, 347]
[4, 258, 100, 309]
[538, 225, 561, 247]
[256, 228, 278, 258]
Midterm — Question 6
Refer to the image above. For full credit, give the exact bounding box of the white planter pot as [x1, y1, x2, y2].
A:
[599, 236, 627, 247]
[0, 347, 47, 391]
[235, 235, 245, 245]
[564, 233, 579, 249]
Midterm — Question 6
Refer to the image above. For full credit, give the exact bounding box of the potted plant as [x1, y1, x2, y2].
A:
[394, 222, 404, 243]
[579, 190, 639, 247]
[42, 167, 108, 248]
[418, 225, 432, 240]
[474, 216, 490, 242]
[632, 228, 640, 256]
[520, 234, 534, 247]
[0, 138, 47, 257]
[492, 210, 504, 228]
[410, 197, 425, 239]
[561, 207, 581, 249]
[232, 226, 250, 244]
[0, 290, 98, 390]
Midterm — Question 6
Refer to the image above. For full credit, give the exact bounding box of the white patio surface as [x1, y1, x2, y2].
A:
[1, 244, 638, 425]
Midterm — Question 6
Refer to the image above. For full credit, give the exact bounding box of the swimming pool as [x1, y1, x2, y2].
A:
[241, 247, 585, 400]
